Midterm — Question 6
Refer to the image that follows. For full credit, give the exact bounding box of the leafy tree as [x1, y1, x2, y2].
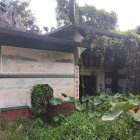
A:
[134, 25, 140, 35]
[0, 0, 41, 33]
[79, 5, 117, 30]
[87, 31, 140, 93]
[56, 0, 70, 26]
[56, 0, 118, 30]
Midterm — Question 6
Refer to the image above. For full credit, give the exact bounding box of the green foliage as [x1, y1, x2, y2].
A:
[56, 0, 70, 26]
[53, 114, 65, 125]
[102, 93, 140, 121]
[27, 112, 140, 140]
[85, 31, 140, 93]
[31, 84, 53, 116]
[0, 117, 28, 140]
[1, 94, 140, 139]
[0, 116, 8, 131]
[102, 108, 123, 121]
[66, 93, 140, 121]
[0, 0, 40, 32]
[74, 101, 86, 112]
[56, 0, 117, 30]
[134, 25, 140, 35]
[0, 130, 26, 140]
[1, 97, 140, 140]
[128, 112, 140, 122]
[0, 116, 46, 140]
[89, 32, 140, 63]
[50, 97, 63, 106]
[79, 5, 117, 30]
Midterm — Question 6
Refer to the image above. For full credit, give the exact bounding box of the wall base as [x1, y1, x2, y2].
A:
[0, 107, 31, 122]
[51, 102, 75, 116]
[0, 103, 75, 122]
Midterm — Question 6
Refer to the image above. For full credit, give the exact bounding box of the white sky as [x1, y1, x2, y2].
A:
[29, 0, 140, 31]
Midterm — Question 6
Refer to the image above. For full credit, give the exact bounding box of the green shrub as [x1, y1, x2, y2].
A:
[52, 112, 137, 140]
[67, 93, 140, 121]
[26, 112, 140, 140]
[0, 112, 140, 140]
[0, 116, 8, 131]
[1, 94, 140, 140]
[28, 126, 59, 140]
[31, 84, 53, 116]
[0, 130, 26, 140]
[0, 117, 28, 140]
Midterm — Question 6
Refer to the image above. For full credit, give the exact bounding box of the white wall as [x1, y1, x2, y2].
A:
[0, 46, 75, 109]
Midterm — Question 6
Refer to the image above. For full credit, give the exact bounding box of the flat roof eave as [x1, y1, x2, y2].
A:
[0, 27, 90, 52]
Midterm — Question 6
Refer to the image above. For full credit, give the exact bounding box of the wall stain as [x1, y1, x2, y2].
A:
[53, 59, 73, 63]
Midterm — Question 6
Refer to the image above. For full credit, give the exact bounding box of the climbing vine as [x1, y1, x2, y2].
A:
[85, 31, 140, 93]
[31, 84, 53, 116]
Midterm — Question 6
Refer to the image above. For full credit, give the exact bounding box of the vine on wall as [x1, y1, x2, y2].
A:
[31, 84, 53, 116]
[84, 31, 140, 93]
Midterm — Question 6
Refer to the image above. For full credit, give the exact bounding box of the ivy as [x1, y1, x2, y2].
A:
[31, 84, 53, 116]
[83, 31, 140, 93]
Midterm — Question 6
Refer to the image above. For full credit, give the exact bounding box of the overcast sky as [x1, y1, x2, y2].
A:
[29, 0, 140, 31]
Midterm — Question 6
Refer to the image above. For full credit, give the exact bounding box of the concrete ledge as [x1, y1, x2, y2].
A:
[0, 106, 30, 111]
[0, 74, 75, 78]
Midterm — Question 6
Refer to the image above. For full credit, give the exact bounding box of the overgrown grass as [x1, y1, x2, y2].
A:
[1, 93, 140, 140]
[28, 112, 140, 140]
[0, 112, 140, 140]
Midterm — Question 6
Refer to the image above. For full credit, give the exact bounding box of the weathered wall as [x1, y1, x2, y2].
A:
[0, 78, 74, 108]
[0, 46, 75, 109]
[1, 46, 74, 74]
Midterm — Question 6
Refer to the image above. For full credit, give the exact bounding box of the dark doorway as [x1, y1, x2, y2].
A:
[105, 66, 128, 94]
[105, 71, 118, 94]
[80, 75, 96, 96]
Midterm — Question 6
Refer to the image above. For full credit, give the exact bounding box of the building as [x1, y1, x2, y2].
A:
[0, 23, 124, 120]
[1, 0, 139, 120]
